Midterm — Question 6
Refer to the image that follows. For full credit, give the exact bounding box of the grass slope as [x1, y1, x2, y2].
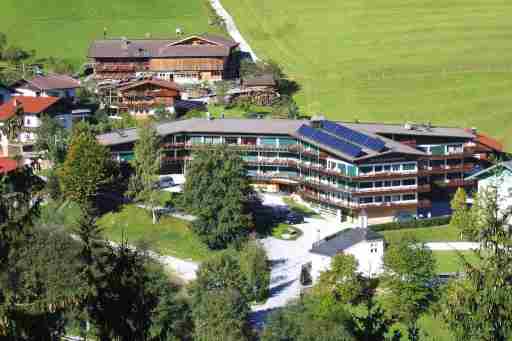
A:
[98, 205, 212, 261]
[223, 0, 512, 149]
[381, 224, 462, 244]
[0, 0, 223, 65]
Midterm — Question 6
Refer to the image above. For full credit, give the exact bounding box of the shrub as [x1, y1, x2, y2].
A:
[370, 216, 451, 232]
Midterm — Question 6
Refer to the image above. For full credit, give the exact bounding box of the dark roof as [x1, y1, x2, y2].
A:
[118, 79, 181, 92]
[466, 160, 512, 180]
[16, 74, 81, 91]
[88, 34, 238, 59]
[242, 74, 276, 87]
[342, 122, 474, 139]
[310, 228, 383, 257]
[97, 118, 426, 161]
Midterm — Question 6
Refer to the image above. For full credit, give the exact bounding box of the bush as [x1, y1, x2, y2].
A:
[370, 216, 451, 232]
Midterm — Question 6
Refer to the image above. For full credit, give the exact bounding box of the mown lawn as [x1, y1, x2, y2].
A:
[0, 0, 225, 66]
[97, 205, 211, 261]
[223, 0, 512, 150]
[282, 196, 322, 218]
[433, 250, 480, 273]
[381, 224, 462, 244]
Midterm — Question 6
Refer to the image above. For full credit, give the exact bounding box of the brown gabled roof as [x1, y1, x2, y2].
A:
[88, 34, 238, 59]
[118, 79, 181, 92]
[18, 74, 81, 91]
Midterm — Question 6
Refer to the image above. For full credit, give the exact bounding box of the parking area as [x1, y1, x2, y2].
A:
[251, 193, 354, 327]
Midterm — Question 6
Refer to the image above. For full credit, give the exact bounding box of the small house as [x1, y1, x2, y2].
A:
[309, 228, 384, 281]
[117, 79, 181, 117]
[12, 74, 81, 99]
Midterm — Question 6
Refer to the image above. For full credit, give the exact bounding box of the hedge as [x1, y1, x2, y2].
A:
[370, 216, 451, 232]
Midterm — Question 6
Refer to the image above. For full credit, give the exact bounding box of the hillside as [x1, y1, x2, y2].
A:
[0, 0, 223, 66]
[223, 0, 512, 149]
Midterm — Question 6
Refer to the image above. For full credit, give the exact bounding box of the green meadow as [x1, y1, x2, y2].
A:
[222, 0, 512, 149]
[0, 0, 224, 66]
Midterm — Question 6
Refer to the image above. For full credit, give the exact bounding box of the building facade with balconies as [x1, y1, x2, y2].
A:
[97, 118, 502, 224]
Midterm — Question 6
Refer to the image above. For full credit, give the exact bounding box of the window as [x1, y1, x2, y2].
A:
[360, 166, 372, 174]
[375, 196, 383, 203]
[225, 136, 238, 145]
[403, 194, 416, 201]
[384, 181, 392, 187]
[383, 165, 391, 172]
[360, 182, 373, 189]
[374, 165, 383, 173]
[402, 179, 416, 186]
[403, 163, 416, 171]
[392, 180, 401, 187]
[370, 243, 378, 253]
[374, 181, 383, 188]
[360, 197, 373, 204]
[384, 196, 392, 203]
[392, 195, 401, 202]
[392, 164, 400, 172]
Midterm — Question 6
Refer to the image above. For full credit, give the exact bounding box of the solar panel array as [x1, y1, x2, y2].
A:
[321, 120, 386, 152]
[297, 125, 362, 157]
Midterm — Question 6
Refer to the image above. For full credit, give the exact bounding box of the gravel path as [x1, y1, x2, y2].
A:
[426, 242, 480, 251]
[250, 194, 350, 328]
[209, 0, 259, 61]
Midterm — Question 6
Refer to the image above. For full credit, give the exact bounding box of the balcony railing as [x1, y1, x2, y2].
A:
[161, 142, 298, 153]
[418, 163, 475, 175]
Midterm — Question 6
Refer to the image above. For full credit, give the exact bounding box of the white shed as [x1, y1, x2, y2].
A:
[309, 228, 384, 282]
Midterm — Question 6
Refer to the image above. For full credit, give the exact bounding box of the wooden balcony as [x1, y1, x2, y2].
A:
[418, 163, 475, 176]
[354, 171, 419, 181]
[352, 186, 418, 197]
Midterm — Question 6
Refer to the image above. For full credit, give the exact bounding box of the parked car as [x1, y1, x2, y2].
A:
[393, 211, 416, 223]
[158, 177, 175, 189]
[286, 212, 304, 225]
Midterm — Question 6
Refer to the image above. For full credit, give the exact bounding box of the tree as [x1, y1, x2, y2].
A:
[129, 123, 161, 224]
[35, 115, 69, 166]
[261, 294, 355, 341]
[192, 288, 252, 341]
[383, 236, 436, 332]
[59, 124, 111, 209]
[239, 241, 270, 302]
[154, 105, 176, 122]
[181, 147, 254, 249]
[0, 106, 23, 142]
[439, 185, 512, 341]
[2, 46, 32, 64]
[450, 188, 470, 239]
[215, 80, 231, 107]
[315, 253, 364, 304]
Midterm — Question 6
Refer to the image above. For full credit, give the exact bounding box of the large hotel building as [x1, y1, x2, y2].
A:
[98, 117, 502, 224]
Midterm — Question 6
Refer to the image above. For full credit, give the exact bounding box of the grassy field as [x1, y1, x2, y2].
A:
[98, 205, 212, 261]
[222, 0, 512, 149]
[433, 250, 479, 273]
[0, 0, 224, 66]
[381, 224, 462, 244]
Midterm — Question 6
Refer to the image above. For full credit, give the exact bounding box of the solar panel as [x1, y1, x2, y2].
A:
[321, 120, 386, 152]
[297, 125, 363, 157]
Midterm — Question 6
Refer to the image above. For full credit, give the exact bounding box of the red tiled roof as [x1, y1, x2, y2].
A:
[0, 96, 60, 120]
[477, 133, 503, 152]
[0, 158, 18, 174]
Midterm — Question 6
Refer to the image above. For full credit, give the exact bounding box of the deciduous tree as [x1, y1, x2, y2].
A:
[439, 185, 512, 341]
[383, 236, 436, 332]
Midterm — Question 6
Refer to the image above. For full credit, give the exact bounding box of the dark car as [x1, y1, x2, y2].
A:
[393, 211, 416, 223]
[286, 212, 304, 225]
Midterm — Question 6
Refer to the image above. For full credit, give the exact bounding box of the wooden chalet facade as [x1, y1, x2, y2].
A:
[116, 79, 181, 116]
[88, 34, 239, 83]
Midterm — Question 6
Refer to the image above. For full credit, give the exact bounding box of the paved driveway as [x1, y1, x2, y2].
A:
[250, 194, 352, 327]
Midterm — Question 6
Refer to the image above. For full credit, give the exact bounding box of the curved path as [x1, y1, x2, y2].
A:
[209, 0, 259, 61]
[426, 242, 480, 251]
